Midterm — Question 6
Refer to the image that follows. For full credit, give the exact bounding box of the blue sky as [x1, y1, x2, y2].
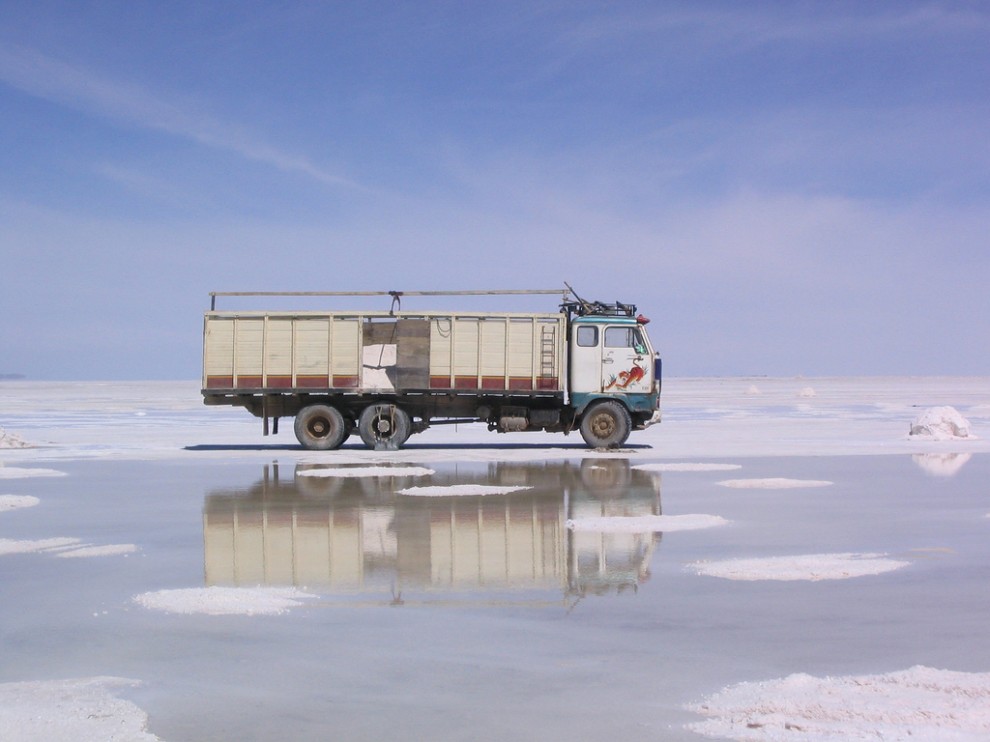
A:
[1, 1, 987, 379]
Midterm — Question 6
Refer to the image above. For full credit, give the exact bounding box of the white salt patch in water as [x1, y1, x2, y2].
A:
[0, 537, 81, 556]
[134, 586, 318, 616]
[567, 514, 728, 533]
[0, 676, 159, 741]
[634, 463, 742, 472]
[687, 665, 990, 740]
[0, 494, 40, 512]
[0, 467, 67, 479]
[798, 386, 816, 398]
[55, 543, 137, 558]
[718, 477, 832, 489]
[909, 406, 974, 440]
[398, 484, 532, 497]
[690, 552, 909, 581]
[296, 466, 434, 478]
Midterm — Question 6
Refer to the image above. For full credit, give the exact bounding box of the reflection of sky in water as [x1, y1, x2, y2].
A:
[203, 460, 662, 605]
[1, 454, 988, 740]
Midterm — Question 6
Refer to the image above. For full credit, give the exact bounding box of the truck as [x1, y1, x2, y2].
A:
[201, 287, 661, 450]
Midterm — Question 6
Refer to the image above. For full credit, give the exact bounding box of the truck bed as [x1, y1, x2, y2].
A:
[202, 310, 567, 397]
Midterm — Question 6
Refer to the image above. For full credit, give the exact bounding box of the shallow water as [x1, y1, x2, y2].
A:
[1, 454, 988, 740]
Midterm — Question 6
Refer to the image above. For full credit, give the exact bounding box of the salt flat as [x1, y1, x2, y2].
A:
[1, 376, 988, 462]
[0, 378, 987, 740]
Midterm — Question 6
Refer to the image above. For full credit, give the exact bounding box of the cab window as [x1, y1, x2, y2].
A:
[576, 326, 598, 347]
[605, 326, 647, 354]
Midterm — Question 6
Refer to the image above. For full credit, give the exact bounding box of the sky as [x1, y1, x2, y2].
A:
[1, 1, 988, 380]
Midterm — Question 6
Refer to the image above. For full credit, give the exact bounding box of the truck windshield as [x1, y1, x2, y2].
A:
[604, 326, 648, 354]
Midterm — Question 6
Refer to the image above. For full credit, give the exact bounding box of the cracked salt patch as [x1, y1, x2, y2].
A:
[55, 543, 137, 558]
[295, 466, 434, 478]
[398, 484, 532, 496]
[0, 467, 67, 479]
[689, 552, 910, 581]
[0, 494, 40, 512]
[0, 676, 159, 741]
[0, 537, 81, 556]
[687, 665, 990, 740]
[567, 514, 728, 533]
[718, 477, 832, 489]
[632, 463, 742, 472]
[133, 586, 319, 615]
[0, 536, 137, 558]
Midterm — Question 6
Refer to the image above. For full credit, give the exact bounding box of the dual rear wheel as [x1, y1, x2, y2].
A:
[294, 403, 412, 451]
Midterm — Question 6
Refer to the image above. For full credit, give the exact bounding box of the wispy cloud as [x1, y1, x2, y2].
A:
[559, 4, 990, 50]
[0, 44, 360, 189]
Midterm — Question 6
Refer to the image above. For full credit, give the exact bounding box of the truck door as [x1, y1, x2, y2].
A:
[601, 325, 653, 395]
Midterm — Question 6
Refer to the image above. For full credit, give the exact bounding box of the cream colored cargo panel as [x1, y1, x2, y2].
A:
[452, 318, 480, 377]
[233, 319, 265, 376]
[264, 318, 293, 377]
[330, 320, 360, 376]
[479, 319, 507, 377]
[203, 318, 234, 378]
[294, 318, 331, 376]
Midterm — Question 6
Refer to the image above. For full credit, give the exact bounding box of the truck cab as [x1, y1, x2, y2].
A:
[566, 300, 661, 448]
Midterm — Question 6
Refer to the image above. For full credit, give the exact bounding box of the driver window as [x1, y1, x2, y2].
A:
[604, 326, 634, 348]
[604, 326, 647, 354]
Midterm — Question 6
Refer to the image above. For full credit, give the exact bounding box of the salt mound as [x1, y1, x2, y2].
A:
[689, 552, 908, 581]
[134, 586, 317, 615]
[909, 406, 973, 440]
[688, 665, 990, 740]
[567, 514, 728, 533]
[0, 495, 40, 513]
[297, 466, 434, 478]
[634, 463, 742, 472]
[398, 484, 532, 497]
[798, 386, 816, 398]
[717, 478, 832, 489]
[0, 428, 31, 448]
[0, 676, 158, 741]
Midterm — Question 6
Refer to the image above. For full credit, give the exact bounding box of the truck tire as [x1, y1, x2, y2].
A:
[294, 404, 349, 450]
[579, 400, 632, 449]
[358, 404, 411, 450]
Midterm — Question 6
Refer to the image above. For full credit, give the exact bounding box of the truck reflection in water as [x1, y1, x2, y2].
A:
[203, 460, 662, 604]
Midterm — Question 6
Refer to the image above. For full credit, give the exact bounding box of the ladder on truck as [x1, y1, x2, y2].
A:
[540, 324, 557, 382]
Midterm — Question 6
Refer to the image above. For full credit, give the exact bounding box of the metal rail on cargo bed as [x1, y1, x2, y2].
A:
[209, 289, 571, 311]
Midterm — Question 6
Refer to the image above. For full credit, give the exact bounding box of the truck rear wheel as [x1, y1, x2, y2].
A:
[580, 400, 632, 449]
[358, 404, 411, 450]
[294, 404, 349, 450]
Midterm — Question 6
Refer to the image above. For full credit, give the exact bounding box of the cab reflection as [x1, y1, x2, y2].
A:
[203, 460, 662, 602]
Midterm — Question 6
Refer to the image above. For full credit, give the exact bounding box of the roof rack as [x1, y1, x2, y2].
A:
[560, 283, 638, 319]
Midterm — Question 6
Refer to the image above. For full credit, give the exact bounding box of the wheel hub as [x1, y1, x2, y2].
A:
[592, 415, 615, 436]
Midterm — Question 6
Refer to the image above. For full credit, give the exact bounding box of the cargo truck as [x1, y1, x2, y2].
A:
[201, 287, 661, 450]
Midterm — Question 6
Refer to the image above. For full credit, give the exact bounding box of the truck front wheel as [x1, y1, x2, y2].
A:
[579, 401, 632, 449]
[358, 404, 412, 450]
[294, 404, 349, 450]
